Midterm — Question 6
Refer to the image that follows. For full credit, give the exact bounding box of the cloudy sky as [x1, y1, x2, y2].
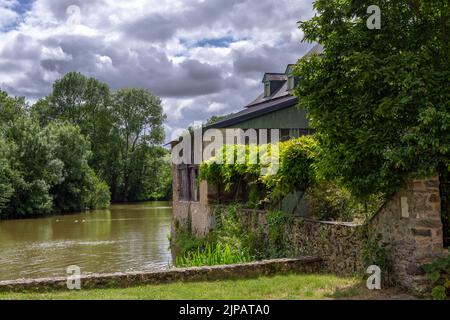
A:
[0, 0, 316, 141]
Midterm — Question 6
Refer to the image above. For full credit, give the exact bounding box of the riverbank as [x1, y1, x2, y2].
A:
[0, 274, 406, 300]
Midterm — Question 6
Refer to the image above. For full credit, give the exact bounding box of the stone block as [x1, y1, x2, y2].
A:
[412, 228, 432, 237]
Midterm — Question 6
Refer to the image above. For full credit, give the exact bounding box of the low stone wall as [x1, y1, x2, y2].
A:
[290, 219, 365, 275]
[0, 257, 322, 292]
[239, 209, 365, 275]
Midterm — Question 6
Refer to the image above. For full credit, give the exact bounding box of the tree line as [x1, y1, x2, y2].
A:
[0, 72, 171, 218]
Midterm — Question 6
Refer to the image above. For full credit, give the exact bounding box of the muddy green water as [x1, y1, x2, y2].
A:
[0, 202, 172, 281]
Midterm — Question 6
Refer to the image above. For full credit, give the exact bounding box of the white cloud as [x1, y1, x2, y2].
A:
[0, 0, 316, 138]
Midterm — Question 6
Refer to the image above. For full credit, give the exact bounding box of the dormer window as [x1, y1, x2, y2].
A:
[285, 64, 299, 91]
[262, 73, 286, 98]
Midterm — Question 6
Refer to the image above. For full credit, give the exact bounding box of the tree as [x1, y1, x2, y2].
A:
[32, 72, 115, 180]
[0, 138, 14, 216]
[126, 146, 172, 201]
[295, 0, 449, 199]
[205, 114, 233, 126]
[45, 122, 110, 212]
[0, 89, 110, 218]
[111, 88, 166, 201]
[34, 76, 168, 203]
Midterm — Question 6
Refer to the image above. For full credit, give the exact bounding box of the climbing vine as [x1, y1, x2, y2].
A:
[199, 136, 316, 207]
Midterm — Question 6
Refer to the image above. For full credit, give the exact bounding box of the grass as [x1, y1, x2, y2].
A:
[0, 274, 366, 300]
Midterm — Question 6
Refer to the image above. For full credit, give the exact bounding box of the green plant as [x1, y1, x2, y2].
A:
[361, 232, 391, 279]
[423, 255, 450, 300]
[175, 243, 252, 267]
[295, 0, 450, 201]
[172, 205, 295, 267]
[199, 136, 316, 207]
[199, 136, 383, 222]
[306, 181, 385, 222]
[266, 211, 294, 258]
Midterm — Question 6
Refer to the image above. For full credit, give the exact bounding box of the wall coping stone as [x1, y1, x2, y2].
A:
[0, 257, 322, 292]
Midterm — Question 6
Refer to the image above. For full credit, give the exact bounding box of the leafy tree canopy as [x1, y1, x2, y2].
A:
[295, 0, 449, 199]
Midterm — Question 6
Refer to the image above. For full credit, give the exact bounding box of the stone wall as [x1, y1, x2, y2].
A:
[0, 258, 322, 292]
[239, 209, 365, 275]
[172, 167, 446, 291]
[289, 219, 365, 275]
[368, 176, 445, 291]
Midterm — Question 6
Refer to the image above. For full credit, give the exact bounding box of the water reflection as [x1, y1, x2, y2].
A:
[0, 202, 172, 281]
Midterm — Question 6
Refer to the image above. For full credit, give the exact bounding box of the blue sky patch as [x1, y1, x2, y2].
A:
[180, 36, 242, 49]
[1, 0, 33, 31]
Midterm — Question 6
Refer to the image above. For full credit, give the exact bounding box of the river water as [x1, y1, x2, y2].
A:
[0, 202, 173, 281]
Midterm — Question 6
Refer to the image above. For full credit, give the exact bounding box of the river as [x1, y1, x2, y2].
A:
[0, 202, 173, 282]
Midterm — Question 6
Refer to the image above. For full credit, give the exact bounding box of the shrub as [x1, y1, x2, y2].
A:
[173, 205, 295, 267]
[176, 243, 252, 267]
[306, 181, 385, 222]
[266, 211, 294, 258]
[200, 136, 384, 222]
[423, 256, 450, 300]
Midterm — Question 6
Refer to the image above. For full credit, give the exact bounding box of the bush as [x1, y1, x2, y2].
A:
[423, 256, 450, 300]
[306, 181, 385, 222]
[173, 205, 294, 267]
[200, 136, 384, 222]
[199, 136, 316, 207]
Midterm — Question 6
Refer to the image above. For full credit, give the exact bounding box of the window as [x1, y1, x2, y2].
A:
[178, 165, 199, 202]
[287, 77, 295, 90]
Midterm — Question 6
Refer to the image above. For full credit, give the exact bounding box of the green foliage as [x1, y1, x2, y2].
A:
[0, 89, 111, 218]
[266, 211, 294, 258]
[423, 256, 450, 300]
[1, 73, 167, 218]
[0, 138, 14, 216]
[111, 88, 166, 201]
[200, 136, 382, 221]
[361, 232, 390, 275]
[173, 205, 294, 267]
[295, 0, 450, 200]
[199, 136, 316, 206]
[176, 243, 251, 268]
[45, 122, 109, 212]
[32, 73, 168, 203]
[205, 114, 233, 126]
[306, 181, 384, 222]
